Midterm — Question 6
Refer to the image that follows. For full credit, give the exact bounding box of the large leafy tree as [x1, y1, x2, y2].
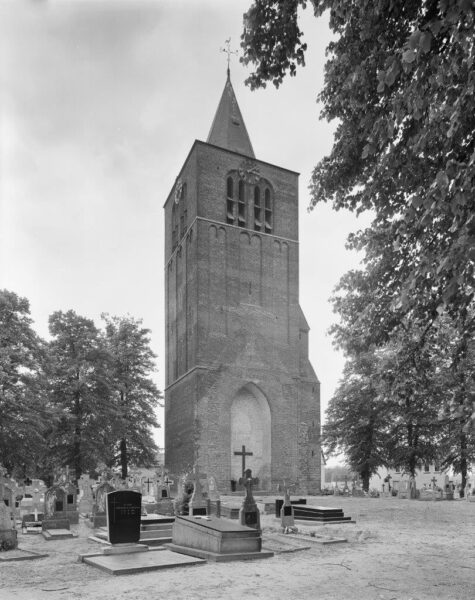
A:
[241, 0, 475, 428]
[0, 290, 50, 477]
[323, 351, 388, 491]
[102, 315, 161, 478]
[47, 310, 115, 480]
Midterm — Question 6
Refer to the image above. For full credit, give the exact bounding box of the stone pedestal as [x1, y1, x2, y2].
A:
[167, 515, 273, 562]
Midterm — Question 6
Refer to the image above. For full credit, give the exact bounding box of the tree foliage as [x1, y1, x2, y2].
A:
[241, 0, 475, 475]
[0, 290, 163, 482]
[323, 352, 388, 490]
[0, 290, 50, 477]
[242, 0, 474, 331]
[47, 310, 114, 480]
[102, 314, 161, 478]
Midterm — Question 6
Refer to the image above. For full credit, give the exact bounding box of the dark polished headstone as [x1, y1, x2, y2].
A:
[106, 490, 141, 545]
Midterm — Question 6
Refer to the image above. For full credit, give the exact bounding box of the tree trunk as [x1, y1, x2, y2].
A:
[361, 470, 370, 492]
[120, 437, 128, 479]
[460, 430, 467, 498]
[73, 389, 82, 481]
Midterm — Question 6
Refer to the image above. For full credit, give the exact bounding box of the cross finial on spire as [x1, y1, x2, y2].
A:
[220, 37, 238, 79]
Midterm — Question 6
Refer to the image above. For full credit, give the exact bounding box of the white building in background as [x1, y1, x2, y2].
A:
[369, 462, 467, 494]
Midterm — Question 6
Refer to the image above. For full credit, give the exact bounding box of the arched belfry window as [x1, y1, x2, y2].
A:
[226, 176, 234, 225]
[225, 172, 273, 231]
[254, 187, 261, 231]
[264, 188, 273, 234]
[238, 180, 245, 227]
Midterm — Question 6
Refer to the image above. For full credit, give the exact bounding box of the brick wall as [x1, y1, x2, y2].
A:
[164, 141, 321, 493]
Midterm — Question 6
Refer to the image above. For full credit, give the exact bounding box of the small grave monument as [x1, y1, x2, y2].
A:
[42, 484, 76, 540]
[92, 481, 115, 527]
[0, 499, 17, 550]
[155, 468, 174, 515]
[22, 488, 43, 533]
[206, 475, 221, 517]
[188, 466, 208, 516]
[63, 481, 79, 524]
[168, 515, 273, 562]
[280, 487, 295, 530]
[239, 470, 260, 530]
[78, 474, 94, 515]
[398, 479, 410, 499]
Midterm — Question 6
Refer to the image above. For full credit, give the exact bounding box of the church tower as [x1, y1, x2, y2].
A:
[164, 72, 321, 493]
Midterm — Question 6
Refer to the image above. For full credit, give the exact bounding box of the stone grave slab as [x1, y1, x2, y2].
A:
[42, 528, 78, 540]
[285, 533, 348, 545]
[167, 515, 273, 562]
[261, 533, 310, 554]
[81, 547, 205, 575]
[274, 498, 307, 517]
[291, 505, 354, 523]
[0, 548, 49, 561]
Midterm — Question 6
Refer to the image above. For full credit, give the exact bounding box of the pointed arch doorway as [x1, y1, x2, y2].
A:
[230, 383, 271, 489]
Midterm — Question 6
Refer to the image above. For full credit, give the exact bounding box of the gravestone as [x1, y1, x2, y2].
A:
[188, 466, 208, 516]
[156, 467, 174, 500]
[154, 469, 174, 515]
[126, 472, 142, 492]
[78, 474, 94, 515]
[106, 490, 142, 545]
[0, 501, 18, 551]
[43, 485, 69, 529]
[206, 475, 221, 517]
[42, 484, 77, 540]
[398, 480, 410, 499]
[63, 481, 79, 524]
[141, 476, 156, 500]
[1, 480, 14, 512]
[280, 488, 295, 530]
[174, 479, 194, 516]
[92, 481, 115, 528]
[239, 470, 260, 530]
[25, 488, 43, 532]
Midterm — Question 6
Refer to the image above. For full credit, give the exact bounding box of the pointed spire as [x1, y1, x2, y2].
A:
[207, 74, 255, 158]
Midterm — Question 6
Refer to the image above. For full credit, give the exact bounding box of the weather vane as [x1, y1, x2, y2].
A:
[220, 38, 238, 77]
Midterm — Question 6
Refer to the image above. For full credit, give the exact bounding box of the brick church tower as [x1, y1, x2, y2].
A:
[164, 72, 321, 493]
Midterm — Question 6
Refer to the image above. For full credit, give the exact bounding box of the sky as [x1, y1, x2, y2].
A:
[0, 0, 370, 461]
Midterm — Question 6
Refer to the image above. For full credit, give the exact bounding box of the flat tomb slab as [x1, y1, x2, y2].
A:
[293, 506, 353, 522]
[141, 515, 175, 525]
[42, 529, 78, 540]
[167, 543, 274, 563]
[82, 548, 205, 575]
[0, 549, 49, 561]
[172, 516, 262, 555]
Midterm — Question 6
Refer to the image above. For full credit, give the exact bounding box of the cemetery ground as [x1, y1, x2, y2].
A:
[2, 496, 474, 600]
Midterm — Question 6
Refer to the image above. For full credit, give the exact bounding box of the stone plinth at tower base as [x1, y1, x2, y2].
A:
[166, 515, 274, 562]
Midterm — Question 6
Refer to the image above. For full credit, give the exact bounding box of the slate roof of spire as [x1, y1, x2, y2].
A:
[207, 72, 255, 158]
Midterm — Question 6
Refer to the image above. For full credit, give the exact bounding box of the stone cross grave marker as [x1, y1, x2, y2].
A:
[234, 445, 253, 479]
[239, 469, 260, 530]
[106, 490, 142, 545]
[280, 485, 295, 529]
